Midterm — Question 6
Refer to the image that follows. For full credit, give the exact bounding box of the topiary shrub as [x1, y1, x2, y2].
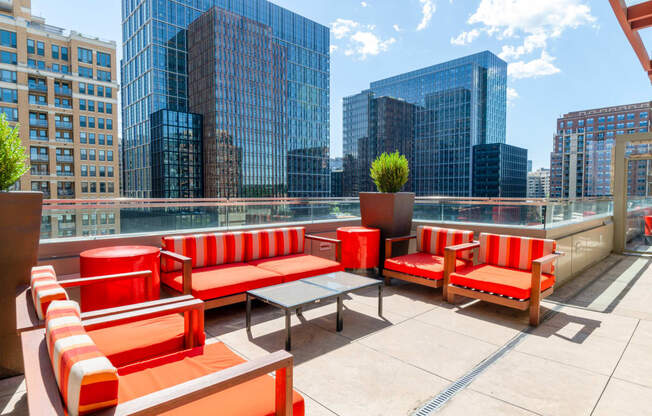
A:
[0, 114, 27, 191]
[369, 151, 409, 193]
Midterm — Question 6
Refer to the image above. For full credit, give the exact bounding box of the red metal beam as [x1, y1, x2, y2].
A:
[609, 0, 652, 83]
[627, 1, 652, 23]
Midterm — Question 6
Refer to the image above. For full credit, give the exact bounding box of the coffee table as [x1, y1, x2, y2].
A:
[246, 272, 383, 351]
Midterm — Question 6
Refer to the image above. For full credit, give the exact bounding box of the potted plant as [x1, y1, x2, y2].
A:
[0, 114, 42, 377]
[359, 151, 414, 264]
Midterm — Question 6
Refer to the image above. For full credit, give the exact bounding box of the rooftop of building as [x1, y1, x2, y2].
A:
[557, 101, 652, 120]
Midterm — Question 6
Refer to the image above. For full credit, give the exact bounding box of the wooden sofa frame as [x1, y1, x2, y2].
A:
[21, 298, 296, 416]
[162, 234, 342, 310]
[443, 241, 564, 326]
[382, 235, 445, 289]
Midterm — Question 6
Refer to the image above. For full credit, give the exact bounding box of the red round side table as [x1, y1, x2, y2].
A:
[337, 226, 380, 270]
[80, 245, 161, 312]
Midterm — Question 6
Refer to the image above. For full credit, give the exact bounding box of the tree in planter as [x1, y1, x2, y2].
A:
[0, 114, 27, 191]
[369, 151, 409, 193]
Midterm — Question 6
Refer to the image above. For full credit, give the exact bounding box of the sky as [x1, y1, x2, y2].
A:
[31, 0, 652, 171]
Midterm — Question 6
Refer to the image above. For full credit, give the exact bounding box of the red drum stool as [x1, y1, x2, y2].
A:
[337, 226, 380, 273]
[645, 216, 652, 245]
[80, 245, 161, 311]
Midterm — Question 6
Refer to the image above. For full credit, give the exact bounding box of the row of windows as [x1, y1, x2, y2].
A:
[79, 116, 114, 130]
[27, 39, 70, 61]
[80, 148, 114, 161]
[560, 112, 649, 128]
[79, 100, 113, 114]
[80, 132, 114, 146]
[81, 182, 115, 193]
[79, 83, 112, 98]
[78, 48, 111, 68]
[78, 66, 112, 82]
[80, 165, 115, 177]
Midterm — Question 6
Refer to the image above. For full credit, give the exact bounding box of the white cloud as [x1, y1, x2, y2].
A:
[330, 45, 338, 53]
[497, 32, 547, 60]
[506, 87, 518, 105]
[416, 0, 435, 31]
[331, 18, 359, 39]
[393, 24, 401, 32]
[361, 1, 368, 7]
[508, 51, 560, 79]
[450, 29, 480, 45]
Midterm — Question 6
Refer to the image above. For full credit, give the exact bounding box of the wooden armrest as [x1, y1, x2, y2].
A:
[80, 295, 195, 321]
[532, 251, 565, 266]
[83, 298, 205, 349]
[444, 241, 480, 253]
[385, 235, 416, 260]
[59, 270, 152, 289]
[443, 241, 479, 298]
[306, 235, 342, 263]
[16, 285, 39, 334]
[161, 250, 193, 295]
[97, 350, 294, 416]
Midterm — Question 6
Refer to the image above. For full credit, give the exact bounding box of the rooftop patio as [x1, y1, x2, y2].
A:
[3, 249, 652, 415]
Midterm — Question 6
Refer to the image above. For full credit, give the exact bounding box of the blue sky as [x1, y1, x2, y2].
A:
[32, 0, 651, 170]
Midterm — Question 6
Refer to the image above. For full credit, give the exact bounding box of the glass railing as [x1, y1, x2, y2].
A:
[38, 197, 616, 242]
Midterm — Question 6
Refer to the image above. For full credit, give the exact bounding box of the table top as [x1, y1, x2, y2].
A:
[80, 245, 160, 259]
[337, 226, 379, 234]
[247, 272, 381, 309]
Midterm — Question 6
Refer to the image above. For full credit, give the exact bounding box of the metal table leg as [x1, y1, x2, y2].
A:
[285, 309, 292, 351]
[378, 284, 383, 317]
[246, 293, 252, 332]
[336, 296, 343, 332]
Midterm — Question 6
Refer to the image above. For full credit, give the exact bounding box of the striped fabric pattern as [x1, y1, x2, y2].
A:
[161, 232, 246, 272]
[479, 233, 557, 274]
[416, 226, 475, 260]
[45, 300, 118, 416]
[245, 227, 306, 261]
[30, 265, 68, 320]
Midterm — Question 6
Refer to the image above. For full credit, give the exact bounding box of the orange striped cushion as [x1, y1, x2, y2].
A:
[45, 300, 118, 416]
[161, 232, 246, 272]
[416, 226, 474, 261]
[244, 227, 306, 261]
[31, 265, 68, 320]
[479, 233, 557, 274]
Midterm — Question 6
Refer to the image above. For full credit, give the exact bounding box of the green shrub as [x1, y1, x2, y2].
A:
[369, 151, 409, 193]
[0, 114, 27, 191]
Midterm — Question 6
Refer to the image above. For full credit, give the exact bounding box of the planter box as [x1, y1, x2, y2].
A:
[359, 192, 415, 268]
[0, 191, 42, 377]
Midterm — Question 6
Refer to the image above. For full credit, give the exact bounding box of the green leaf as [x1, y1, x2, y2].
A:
[0, 114, 27, 191]
[369, 151, 409, 193]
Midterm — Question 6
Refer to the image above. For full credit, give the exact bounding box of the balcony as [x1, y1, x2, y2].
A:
[30, 154, 48, 162]
[55, 171, 73, 177]
[54, 86, 72, 96]
[55, 121, 73, 130]
[55, 191, 75, 198]
[29, 119, 48, 128]
[55, 155, 73, 162]
[28, 84, 47, 93]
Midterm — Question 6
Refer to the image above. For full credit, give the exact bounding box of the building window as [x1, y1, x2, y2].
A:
[98, 118, 104, 129]
[105, 87, 111, 98]
[97, 102, 104, 113]
[27, 39, 34, 54]
[98, 134, 105, 145]
[79, 99, 86, 111]
[0, 88, 17, 103]
[88, 100, 95, 112]
[80, 132, 87, 143]
[81, 165, 88, 176]
[88, 133, 95, 144]
[79, 82, 86, 94]
[51, 45, 59, 59]
[98, 150, 105, 161]
[0, 106, 18, 121]
[80, 149, 87, 160]
[81, 182, 88, 193]
[90, 165, 96, 176]
[107, 150, 113, 161]
[89, 149, 96, 160]
[107, 182, 114, 193]
[0, 70, 16, 83]
[108, 167, 114, 177]
[99, 166, 106, 177]
[88, 117, 95, 128]
[96, 51, 111, 67]
[100, 182, 106, 193]
[97, 70, 111, 82]
[61, 47, 69, 61]
[107, 135, 113, 145]
[106, 119, 113, 129]
[0, 51, 17, 65]
[79, 66, 93, 79]
[80, 116, 86, 127]
[36, 41, 44, 56]
[0, 30, 16, 48]
[106, 103, 112, 114]
[87, 84, 94, 95]
[97, 86, 104, 97]
[78, 47, 93, 64]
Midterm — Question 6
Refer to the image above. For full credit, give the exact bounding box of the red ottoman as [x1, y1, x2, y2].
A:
[337, 226, 380, 270]
[80, 245, 161, 312]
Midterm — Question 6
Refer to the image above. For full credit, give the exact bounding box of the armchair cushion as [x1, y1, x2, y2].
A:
[249, 254, 343, 282]
[244, 227, 305, 261]
[161, 232, 246, 272]
[161, 263, 283, 300]
[449, 264, 555, 300]
[89, 314, 189, 368]
[479, 233, 557, 274]
[117, 341, 305, 416]
[45, 300, 118, 416]
[417, 226, 474, 260]
[385, 252, 468, 281]
[31, 265, 68, 320]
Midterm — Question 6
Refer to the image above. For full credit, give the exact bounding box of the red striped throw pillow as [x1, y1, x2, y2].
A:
[244, 227, 306, 261]
[416, 226, 474, 260]
[45, 300, 118, 416]
[479, 233, 557, 274]
[31, 265, 68, 320]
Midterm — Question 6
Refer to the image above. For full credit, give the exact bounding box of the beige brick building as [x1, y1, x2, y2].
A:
[1, 0, 118, 201]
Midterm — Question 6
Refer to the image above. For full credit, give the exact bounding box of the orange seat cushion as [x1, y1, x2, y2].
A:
[118, 342, 305, 416]
[249, 254, 344, 282]
[161, 263, 283, 300]
[384, 252, 469, 281]
[89, 314, 187, 368]
[450, 264, 555, 300]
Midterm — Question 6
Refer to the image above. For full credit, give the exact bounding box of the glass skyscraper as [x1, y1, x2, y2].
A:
[121, 0, 330, 198]
[343, 51, 507, 197]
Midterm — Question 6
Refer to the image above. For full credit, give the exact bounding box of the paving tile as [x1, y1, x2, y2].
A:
[301, 394, 338, 416]
[348, 280, 442, 318]
[293, 341, 449, 416]
[592, 378, 652, 416]
[0, 377, 23, 399]
[537, 306, 638, 342]
[629, 319, 652, 346]
[470, 350, 608, 416]
[358, 319, 499, 380]
[613, 342, 652, 388]
[436, 389, 539, 416]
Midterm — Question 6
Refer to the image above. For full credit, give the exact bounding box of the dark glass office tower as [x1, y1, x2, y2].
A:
[343, 51, 507, 197]
[150, 109, 203, 198]
[121, 0, 330, 198]
[472, 143, 527, 198]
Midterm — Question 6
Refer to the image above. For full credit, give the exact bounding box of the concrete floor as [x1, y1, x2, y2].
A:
[3, 254, 652, 415]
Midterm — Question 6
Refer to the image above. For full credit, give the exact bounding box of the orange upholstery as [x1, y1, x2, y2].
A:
[117, 342, 305, 416]
[449, 264, 555, 300]
[645, 216, 652, 236]
[89, 314, 189, 368]
[385, 252, 469, 281]
[30, 265, 68, 320]
[479, 233, 556, 274]
[161, 232, 246, 272]
[249, 254, 344, 282]
[417, 226, 475, 261]
[244, 227, 305, 261]
[161, 263, 283, 300]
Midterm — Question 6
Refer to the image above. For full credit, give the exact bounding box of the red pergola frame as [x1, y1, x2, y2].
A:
[610, 0, 652, 83]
